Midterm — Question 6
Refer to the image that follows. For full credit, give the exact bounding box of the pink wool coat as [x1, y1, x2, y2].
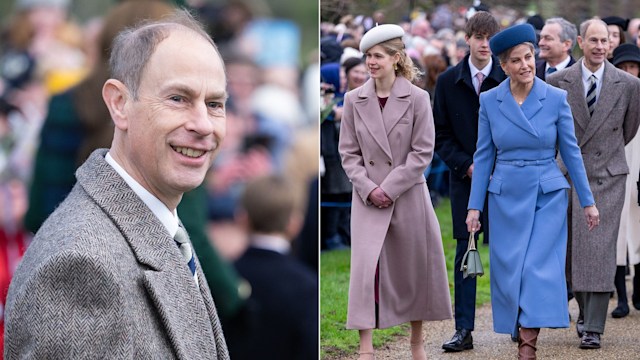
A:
[339, 77, 452, 330]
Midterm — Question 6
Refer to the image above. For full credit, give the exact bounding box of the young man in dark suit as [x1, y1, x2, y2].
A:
[225, 175, 318, 360]
[433, 11, 505, 352]
[536, 17, 577, 81]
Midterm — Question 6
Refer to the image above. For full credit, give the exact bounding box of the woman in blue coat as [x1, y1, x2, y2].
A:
[466, 24, 600, 359]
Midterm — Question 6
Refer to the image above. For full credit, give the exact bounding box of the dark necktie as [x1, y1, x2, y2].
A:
[175, 225, 199, 287]
[586, 75, 597, 117]
[546, 67, 557, 75]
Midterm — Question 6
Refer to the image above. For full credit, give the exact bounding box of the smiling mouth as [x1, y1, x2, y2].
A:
[172, 146, 206, 158]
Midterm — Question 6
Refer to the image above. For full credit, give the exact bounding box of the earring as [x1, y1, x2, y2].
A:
[394, 63, 398, 71]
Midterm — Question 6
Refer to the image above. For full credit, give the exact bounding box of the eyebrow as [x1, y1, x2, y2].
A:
[162, 83, 228, 100]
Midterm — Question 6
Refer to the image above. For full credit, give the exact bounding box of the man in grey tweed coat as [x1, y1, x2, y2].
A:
[4, 11, 230, 359]
[548, 18, 640, 350]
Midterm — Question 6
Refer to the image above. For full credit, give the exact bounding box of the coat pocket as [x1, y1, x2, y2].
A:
[540, 175, 570, 194]
[487, 177, 502, 194]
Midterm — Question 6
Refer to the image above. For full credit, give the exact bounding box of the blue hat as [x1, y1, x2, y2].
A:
[489, 23, 537, 56]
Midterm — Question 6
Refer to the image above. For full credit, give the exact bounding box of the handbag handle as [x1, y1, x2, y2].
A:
[468, 231, 477, 251]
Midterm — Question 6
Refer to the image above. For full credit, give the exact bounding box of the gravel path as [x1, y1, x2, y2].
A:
[331, 279, 640, 359]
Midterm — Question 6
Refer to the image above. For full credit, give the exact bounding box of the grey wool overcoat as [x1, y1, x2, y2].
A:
[4, 149, 229, 359]
[547, 60, 640, 292]
[339, 77, 452, 330]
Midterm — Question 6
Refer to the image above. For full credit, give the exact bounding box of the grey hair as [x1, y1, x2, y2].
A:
[498, 42, 535, 64]
[579, 18, 608, 38]
[109, 9, 221, 99]
[546, 17, 577, 51]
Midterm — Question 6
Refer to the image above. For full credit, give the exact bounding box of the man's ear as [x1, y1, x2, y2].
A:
[577, 36, 584, 50]
[102, 79, 130, 131]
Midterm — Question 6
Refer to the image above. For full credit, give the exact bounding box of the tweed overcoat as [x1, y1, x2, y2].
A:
[4, 149, 229, 359]
[468, 77, 594, 334]
[339, 77, 452, 330]
[547, 60, 640, 292]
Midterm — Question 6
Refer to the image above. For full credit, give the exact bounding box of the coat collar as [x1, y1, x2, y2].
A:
[455, 54, 504, 92]
[353, 77, 412, 158]
[76, 149, 225, 360]
[495, 77, 546, 137]
[558, 59, 623, 145]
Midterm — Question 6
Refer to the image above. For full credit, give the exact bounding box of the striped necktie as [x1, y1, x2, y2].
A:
[174, 225, 199, 287]
[586, 75, 597, 117]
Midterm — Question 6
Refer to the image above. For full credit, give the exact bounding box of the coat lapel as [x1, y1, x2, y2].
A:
[496, 79, 538, 137]
[383, 77, 411, 135]
[354, 80, 392, 159]
[580, 62, 623, 145]
[76, 150, 219, 360]
[558, 59, 589, 134]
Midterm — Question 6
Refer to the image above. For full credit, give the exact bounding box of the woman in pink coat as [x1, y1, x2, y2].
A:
[339, 24, 452, 360]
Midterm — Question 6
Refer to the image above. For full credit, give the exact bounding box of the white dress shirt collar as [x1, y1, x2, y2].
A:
[250, 234, 291, 255]
[105, 152, 179, 237]
[580, 60, 605, 99]
[547, 55, 571, 72]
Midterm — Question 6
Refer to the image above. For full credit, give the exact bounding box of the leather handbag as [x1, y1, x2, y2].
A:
[460, 232, 484, 279]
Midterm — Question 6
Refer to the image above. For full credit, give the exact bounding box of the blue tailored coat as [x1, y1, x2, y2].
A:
[468, 77, 594, 334]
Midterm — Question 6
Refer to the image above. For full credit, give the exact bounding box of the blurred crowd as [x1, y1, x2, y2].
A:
[0, 0, 318, 358]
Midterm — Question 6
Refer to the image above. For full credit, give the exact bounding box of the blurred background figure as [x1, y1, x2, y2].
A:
[603, 16, 629, 59]
[320, 56, 366, 251]
[225, 175, 318, 359]
[610, 43, 640, 319]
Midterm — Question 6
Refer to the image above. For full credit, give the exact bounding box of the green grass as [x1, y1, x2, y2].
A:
[320, 197, 492, 358]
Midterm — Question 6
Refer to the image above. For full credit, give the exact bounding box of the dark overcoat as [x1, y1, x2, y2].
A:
[433, 54, 505, 239]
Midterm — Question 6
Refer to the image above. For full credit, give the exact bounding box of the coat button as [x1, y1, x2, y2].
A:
[387, 160, 392, 166]
[597, 179, 603, 185]
[595, 152, 601, 156]
[613, 127, 619, 131]
[369, 160, 374, 166]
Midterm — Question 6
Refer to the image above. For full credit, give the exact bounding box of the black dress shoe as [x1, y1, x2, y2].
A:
[579, 332, 601, 349]
[442, 329, 473, 352]
[576, 319, 585, 338]
[612, 303, 630, 318]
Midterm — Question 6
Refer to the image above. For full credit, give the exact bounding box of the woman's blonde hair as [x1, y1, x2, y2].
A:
[378, 37, 422, 82]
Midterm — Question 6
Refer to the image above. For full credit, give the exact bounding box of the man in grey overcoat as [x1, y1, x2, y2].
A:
[4, 11, 230, 359]
[548, 18, 640, 350]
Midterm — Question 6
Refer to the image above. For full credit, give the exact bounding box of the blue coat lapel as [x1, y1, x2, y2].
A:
[496, 78, 538, 137]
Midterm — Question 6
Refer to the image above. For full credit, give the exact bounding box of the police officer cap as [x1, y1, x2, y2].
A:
[602, 16, 629, 31]
[489, 23, 537, 56]
[612, 43, 640, 67]
[359, 24, 405, 53]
